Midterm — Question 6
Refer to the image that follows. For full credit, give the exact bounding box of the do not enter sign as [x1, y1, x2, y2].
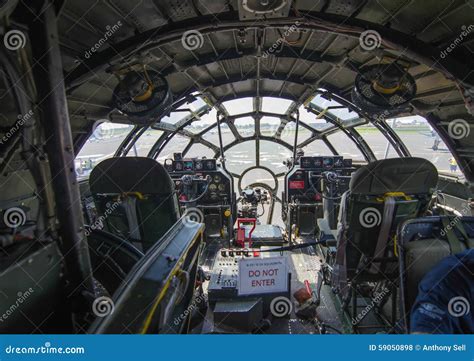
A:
[238, 256, 288, 295]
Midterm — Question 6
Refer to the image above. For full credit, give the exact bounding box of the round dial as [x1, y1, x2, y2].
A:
[195, 160, 203, 170]
[206, 160, 214, 169]
[213, 175, 222, 183]
[218, 184, 226, 192]
[209, 183, 217, 191]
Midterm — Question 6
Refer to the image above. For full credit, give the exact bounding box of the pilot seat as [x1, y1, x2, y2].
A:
[89, 157, 180, 252]
[329, 158, 438, 328]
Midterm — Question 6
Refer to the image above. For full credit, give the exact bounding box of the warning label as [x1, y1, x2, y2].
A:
[238, 256, 288, 295]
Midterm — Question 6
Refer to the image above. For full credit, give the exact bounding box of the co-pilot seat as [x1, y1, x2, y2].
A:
[331, 158, 438, 302]
[89, 157, 180, 252]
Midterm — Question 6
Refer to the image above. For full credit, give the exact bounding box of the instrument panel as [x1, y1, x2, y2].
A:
[284, 156, 354, 203]
[165, 157, 232, 205]
[168, 158, 217, 172]
[299, 156, 351, 170]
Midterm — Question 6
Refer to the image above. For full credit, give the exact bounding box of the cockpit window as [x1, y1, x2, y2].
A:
[261, 97, 293, 114]
[75, 122, 134, 179]
[355, 125, 398, 159]
[326, 132, 365, 161]
[311, 94, 356, 121]
[127, 128, 163, 157]
[386, 116, 462, 176]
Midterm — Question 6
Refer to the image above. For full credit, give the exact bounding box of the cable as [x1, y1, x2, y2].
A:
[179, 177, 212, 204]
[257, 240, 327, 253]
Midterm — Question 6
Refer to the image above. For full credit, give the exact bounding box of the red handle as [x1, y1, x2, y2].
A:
[237, 218, 256, 239]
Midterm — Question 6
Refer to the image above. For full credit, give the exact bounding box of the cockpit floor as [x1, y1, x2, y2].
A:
[195, 237, 346, 334]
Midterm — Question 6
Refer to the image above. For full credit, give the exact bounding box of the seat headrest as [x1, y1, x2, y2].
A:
[349, 158, 438, 195]
[89, 157, 174, 195]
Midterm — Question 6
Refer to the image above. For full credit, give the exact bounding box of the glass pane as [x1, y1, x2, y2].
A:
[302, 139, 334, 156]
[156, 134, 189, 162]
[127, 128, 163, 157]
[76, 122, 134, 179]
[326, 132, 365, 160]
[222, 97, 253, 115]
[225, 141, 256, 174]
[261, 97, 292, 114]
[202, 122, 235, 147]
[185, 142, 215, 158]
[387, 116, 462, 176]
[234, 116, 255, 137]
[161, 110, 192, 125]
[299, 107, 332, 132]
[259, 140, 292, 175]
[311, 94, 356, 120]
[355, 125, 397, 159]
[280, 122, 311, 145]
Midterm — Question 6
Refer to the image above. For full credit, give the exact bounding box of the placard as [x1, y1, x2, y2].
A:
[238, 256, 288, 295]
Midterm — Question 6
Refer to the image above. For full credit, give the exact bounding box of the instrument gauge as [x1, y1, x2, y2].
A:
[174, 162, 183, 171]
[206, 160, 215, 170]
[218, 184, 225, 192]
[195, 160, 203, 170]
[213, 175, 222, 183]
[209, 184, 217, 191]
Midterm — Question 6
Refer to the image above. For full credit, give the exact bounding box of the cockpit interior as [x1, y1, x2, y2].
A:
[0, 0, 473, 336]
